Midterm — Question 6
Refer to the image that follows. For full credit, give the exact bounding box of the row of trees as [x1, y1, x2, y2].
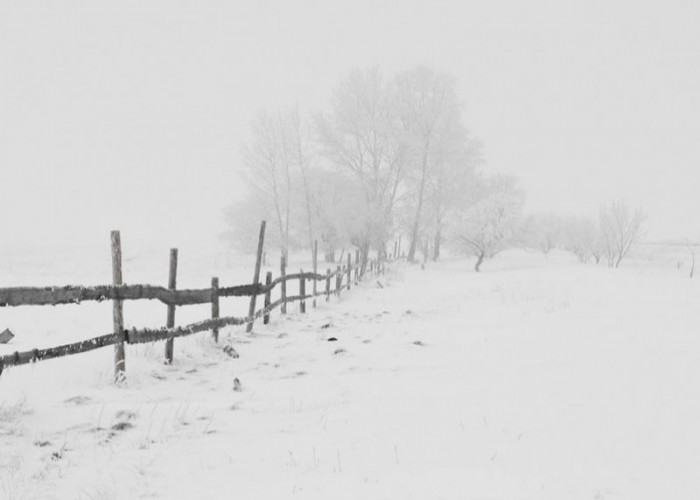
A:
[524, 200, 647, 268]
[224, 67, 486, 265]
[223, 66, 646, 272]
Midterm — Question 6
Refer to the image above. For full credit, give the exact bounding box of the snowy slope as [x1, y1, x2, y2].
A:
[2, 250, 700, 499]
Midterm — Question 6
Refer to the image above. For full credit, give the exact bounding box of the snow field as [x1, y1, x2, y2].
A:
[2, 247, 700, 499]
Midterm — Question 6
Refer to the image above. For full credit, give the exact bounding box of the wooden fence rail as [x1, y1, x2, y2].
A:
[0, 221, 389, 380]
[0, 271, 348, 309]
[0, 290, 332, 374]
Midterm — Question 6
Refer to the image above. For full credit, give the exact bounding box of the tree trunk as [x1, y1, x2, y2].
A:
[690, 245, 695, 279]
[615, 252, 623, 268]
[360, 240, 370, 273]
[407, 143, 430, 263]
[301, 170, 314, 254]
[474, 252, 485, 272]
[433, 228, 441, 261]
[407, 215, 420, 262]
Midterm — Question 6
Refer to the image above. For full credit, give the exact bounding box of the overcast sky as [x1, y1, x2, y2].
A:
[1, 0, 699, 251]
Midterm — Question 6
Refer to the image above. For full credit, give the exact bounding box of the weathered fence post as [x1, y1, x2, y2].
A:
[312, 240, 318, 308]
[325, 268, 331, 302]
[346, 254, 352, 290]
[164, 248, 178, 364]
[111, 230, 125, 382]
[264, 272, 272, 324]
[211, 277, 219, 343]
[355, 250, 359, 283]
[336, 264, 342, 296]
[280, 254, 287, 314]
[300, 269, 306, 313]
[246, 220, 266, 333]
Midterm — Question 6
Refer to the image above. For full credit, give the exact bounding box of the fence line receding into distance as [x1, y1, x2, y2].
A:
[0, 221, 389, 381]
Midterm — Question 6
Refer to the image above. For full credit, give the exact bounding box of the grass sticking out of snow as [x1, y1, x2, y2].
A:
[2, 248, 700, 499]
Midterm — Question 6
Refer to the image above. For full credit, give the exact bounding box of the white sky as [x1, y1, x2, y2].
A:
[1, 0, 699, 251]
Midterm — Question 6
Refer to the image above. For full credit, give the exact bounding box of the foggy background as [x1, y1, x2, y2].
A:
[1, 0, 699, 252]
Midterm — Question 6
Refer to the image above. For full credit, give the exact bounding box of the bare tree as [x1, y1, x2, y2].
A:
[307, 167, 366, 262]
[240, 111, 294, 260]
[393, 67, 465, 263]
[316, 68, 406, 263]
[525, 212, 565, 254]
[451, 175, 525, 272]
[561, 216, 597, 263]
[599, 200, 646, 268]
[236, 107, 318, 259]
[280, 106, 316, 253]
[425, 135, 481, 261]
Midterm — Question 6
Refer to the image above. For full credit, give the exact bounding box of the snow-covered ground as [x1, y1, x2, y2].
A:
[2, 246, 700, 499]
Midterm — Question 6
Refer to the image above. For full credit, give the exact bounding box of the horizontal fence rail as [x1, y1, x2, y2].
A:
[0, 291, 328, 374]
[0, 271, 342, 308]
[0, 222, 392, 380]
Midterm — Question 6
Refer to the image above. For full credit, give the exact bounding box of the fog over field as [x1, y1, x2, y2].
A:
[2, 2, 700, 500]
[1, 0, 699, 251]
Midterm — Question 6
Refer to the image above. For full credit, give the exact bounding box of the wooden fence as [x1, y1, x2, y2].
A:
[0, 221, 388, 381]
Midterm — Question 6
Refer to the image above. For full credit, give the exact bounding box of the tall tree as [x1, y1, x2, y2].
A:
[237, 107, 318, 259]
[451, 175, 525, 272]
[316, 68, 406, 262]
[307, 166, 366, 262]
[241, 111, 294, 259]
[561, 215, 598, 263]
[599, 200, 646, 268]
[424, 118, 481, 261]
[394, 67, 465, 262]
[280, 106, 316, 253]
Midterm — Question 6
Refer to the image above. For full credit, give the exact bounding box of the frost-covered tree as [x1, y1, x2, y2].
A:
[316, 68, 406, 262]
[561, 215, 602, 263]
[307, 167, 366, 262]
[279, 106, 316, 253]
[598, 200, 646, 268]
[393, 67, 465, 263]
[238, 110, 295, 259]
[524, 213, 565, 254]
[451, 175, 525, 272]
[232, 107, 318, 260]
[425, 135, 481, 261]
[228, 66, 482, 264]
